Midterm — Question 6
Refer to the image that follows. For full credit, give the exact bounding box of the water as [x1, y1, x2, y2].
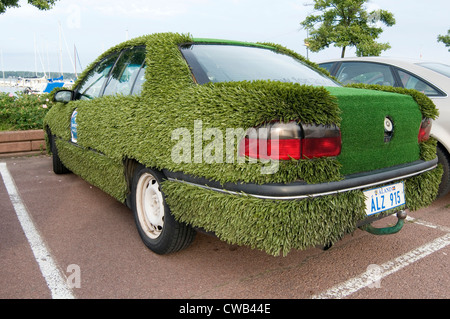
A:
[0, 86, 23, 96]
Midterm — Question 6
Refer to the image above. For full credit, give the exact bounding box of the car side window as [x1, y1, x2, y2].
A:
[76, 52, 121, 100]
[103, 47, 146, 96]
[396, 69, 440, 96]
[319, 62, 334, 72]
[336, 62, 395, 86]
[130, 65, 146, 96]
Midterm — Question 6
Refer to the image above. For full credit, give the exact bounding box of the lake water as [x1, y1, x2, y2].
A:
[0, 86, 23, 95]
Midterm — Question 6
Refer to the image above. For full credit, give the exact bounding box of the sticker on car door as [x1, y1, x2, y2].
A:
[71, 109, 78, 143]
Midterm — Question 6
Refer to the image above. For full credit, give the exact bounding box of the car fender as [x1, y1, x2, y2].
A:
[430, 97, 450, 154]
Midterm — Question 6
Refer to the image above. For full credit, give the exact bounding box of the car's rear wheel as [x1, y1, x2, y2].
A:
[131, 166, 196, 254]
[436, 145, 450, 198]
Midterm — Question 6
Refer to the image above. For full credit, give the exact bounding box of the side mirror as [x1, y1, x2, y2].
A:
[53, 90, 74, 103]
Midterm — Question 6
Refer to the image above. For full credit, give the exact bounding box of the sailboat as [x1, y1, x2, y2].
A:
[23, 24, 80, 94]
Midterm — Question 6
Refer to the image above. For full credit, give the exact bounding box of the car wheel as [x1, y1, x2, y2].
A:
[131, 166, 196, 254]
[436, 145, 450, 198]
[49, 133, 70, 174]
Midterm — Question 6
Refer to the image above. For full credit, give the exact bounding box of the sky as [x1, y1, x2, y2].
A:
[0, 0, 449, 75]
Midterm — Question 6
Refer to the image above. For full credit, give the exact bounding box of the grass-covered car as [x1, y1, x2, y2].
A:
[44, 33, 442, 256]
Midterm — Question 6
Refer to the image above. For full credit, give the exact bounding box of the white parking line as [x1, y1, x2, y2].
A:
[312, 218, 450, 299]
[0, 163, 75, 299]
[406, 216, 450, 232]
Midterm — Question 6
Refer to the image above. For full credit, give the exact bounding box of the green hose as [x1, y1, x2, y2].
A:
[360, 210, 407, 235]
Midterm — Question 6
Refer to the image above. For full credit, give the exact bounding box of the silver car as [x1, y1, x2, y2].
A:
[319, 57, 450, 197]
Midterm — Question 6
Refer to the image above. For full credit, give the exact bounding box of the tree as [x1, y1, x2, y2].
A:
[437, 29, 450, 52]
[301, 0, 396, 58]
[0, 0, 58, 14]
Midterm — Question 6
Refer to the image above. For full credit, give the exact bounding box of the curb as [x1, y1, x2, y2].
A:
[0, 129, 47, 158]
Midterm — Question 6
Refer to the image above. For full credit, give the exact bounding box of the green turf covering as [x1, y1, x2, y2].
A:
[328, 87, 423, 175]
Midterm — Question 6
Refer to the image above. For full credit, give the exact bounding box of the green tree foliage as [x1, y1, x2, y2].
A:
[0, 0, 57, 14]
[301, 0, 395, 58]
[437, 29, 450, 51]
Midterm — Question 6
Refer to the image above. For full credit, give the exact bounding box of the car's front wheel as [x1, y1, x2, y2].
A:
[48, 132, 70, 175]
[131, 166, 196, 254]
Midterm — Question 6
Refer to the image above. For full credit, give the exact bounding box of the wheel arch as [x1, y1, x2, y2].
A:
[436, 141, 450, 198]
[122, 158, 168, 208]
[44, 125, 52, 155]
[437, 140, 450, 158]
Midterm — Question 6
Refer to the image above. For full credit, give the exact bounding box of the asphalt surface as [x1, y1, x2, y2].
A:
[1, 155, 449, 301]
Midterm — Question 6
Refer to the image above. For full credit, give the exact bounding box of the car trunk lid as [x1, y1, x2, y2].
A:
[326, 87, 423, 176]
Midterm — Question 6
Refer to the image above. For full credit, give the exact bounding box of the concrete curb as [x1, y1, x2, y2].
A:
[0, 130, 47, 158]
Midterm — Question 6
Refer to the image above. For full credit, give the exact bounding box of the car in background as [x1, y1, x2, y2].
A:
[319, 57, 450, 197]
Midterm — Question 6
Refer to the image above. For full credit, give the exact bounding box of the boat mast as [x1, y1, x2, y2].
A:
[74, 44, 77, 78]
[34, 33, 38, 77]
[59, 22, 63, 77]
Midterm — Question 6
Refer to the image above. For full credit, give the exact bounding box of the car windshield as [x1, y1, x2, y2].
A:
[181, 44, 339, 86]
[417, 62, 450, 78]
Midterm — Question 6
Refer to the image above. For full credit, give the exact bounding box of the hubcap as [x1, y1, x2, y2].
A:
[136, 173, 164, 239]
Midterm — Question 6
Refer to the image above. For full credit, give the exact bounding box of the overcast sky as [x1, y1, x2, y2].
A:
[0, 0, 449, 74]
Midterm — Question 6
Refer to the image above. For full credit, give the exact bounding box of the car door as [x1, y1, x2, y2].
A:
[70, 51, 122, 143]
[71, 46, 146, 145]
[64, 46, 147, 200]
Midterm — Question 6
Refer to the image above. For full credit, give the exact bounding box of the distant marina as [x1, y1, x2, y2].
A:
[0, 74, 76, 95]
[1, 22, 81, 96]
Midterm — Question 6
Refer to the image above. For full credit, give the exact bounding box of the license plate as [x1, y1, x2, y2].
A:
[363, 182, 405, 216]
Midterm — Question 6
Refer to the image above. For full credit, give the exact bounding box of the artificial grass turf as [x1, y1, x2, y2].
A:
[162, 181, 367, 256]
[328, 86, 423, 175]
[44, 32, 442, 256]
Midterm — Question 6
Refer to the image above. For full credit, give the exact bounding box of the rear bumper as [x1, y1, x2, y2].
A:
[164, 158, 438, 200]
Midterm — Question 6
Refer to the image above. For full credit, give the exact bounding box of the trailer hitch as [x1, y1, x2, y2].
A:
[360, 210, 407, 235]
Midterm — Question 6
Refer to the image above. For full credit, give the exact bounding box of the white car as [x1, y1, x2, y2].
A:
[319, 57, 450, 197]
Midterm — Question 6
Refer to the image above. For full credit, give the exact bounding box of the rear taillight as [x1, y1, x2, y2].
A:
[301, 124, 342, 159]
[418, 118, 432, 142]
[239, 121, 341, 160]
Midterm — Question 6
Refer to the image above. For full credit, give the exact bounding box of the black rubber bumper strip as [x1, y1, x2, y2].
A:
[163, 158, 438, 200]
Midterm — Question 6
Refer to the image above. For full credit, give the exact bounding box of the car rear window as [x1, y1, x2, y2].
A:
[417, 62, 450, 78]
[181, 44, 338, 87]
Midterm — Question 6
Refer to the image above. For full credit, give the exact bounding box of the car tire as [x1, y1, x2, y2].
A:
[436, 145, 450, 198]
[131, 165, 196, 254]
[49, 133, 71, 175]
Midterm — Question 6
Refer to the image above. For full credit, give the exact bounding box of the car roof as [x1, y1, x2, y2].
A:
[318, 56, 450, 93]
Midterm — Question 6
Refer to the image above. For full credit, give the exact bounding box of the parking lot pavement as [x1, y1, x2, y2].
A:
[1, 155, 449, 300]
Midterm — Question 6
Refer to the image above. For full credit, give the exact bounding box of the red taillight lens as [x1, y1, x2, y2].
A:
[301, 123, 341, 159]
[418, 118, 432, 142]
[239, 138, 302, 160]
[239, 121, 341, 160]
[302, 136, 342, 158]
